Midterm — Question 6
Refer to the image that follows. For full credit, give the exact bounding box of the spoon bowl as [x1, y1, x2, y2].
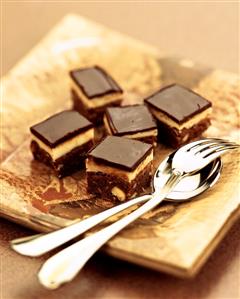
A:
[156, 152, 222, 201]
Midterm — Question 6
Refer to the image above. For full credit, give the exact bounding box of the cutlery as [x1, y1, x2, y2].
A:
[38, 138, 239, 289]
[11, 147, 221, 257]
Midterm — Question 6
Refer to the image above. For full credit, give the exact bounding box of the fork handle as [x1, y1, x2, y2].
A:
[11, 194, 152, 257]
[38, 171, 182, 289]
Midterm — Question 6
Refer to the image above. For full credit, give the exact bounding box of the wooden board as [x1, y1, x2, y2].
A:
[1, 14, 240, 278]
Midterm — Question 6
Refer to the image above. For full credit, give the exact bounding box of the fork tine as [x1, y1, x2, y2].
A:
[178, 138, 238, 155]
[199, 147, 239, 164]
[207, 137, 235, 143]
[186, 138, 233, 152]
[201, 144, 239, 158]
[173, 138, 238, 174]
[193, 141, 239, 155]
[185, 139, 217, 152]
[207, 138, 240, 147]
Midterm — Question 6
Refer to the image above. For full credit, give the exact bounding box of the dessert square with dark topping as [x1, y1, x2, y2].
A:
[70, 66, 123, 124]
[104, 105, 157, 145]
[86, 136, 153, 201]
[145, 84, 212, 147]
[30, 110, 94, 178]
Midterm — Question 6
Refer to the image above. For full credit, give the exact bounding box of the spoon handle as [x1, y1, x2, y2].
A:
[11, 194, 152, 257]
[38, 171, 182, 289]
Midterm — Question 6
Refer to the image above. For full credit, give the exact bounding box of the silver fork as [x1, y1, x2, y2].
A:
[38, 138, 239, 289]
[10, 138, 236, 257]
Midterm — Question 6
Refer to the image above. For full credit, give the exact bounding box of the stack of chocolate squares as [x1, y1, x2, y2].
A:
[30, 65, 212, 202]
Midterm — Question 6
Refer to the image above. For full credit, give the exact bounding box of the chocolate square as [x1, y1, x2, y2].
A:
[105, 105, 157, 135]
[145, 84, 212, 124]
[70, 66, 123, 99]
[88, 136, 152, 171]
[30, 110, 93, 147]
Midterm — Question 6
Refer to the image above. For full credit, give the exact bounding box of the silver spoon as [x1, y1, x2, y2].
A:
[38, 138, 238, 289]
[11, 151, 222, 258]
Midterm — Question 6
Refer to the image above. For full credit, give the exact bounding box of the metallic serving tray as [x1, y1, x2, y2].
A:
[1, 14, 239, 278]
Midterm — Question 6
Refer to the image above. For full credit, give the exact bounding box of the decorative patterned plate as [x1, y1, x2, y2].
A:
[1, 14, 239, 278]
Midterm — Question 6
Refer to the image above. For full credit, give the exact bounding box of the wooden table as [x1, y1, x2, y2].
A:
[1, 218, 239, 299]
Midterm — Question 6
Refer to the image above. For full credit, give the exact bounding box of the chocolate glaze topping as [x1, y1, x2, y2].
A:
[88, 136, 153, 171]
[106, 105, 157, 135]
[145, 84, 212, 124]
[70, 66, 123, 99]
[30, 110, 93, 148]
